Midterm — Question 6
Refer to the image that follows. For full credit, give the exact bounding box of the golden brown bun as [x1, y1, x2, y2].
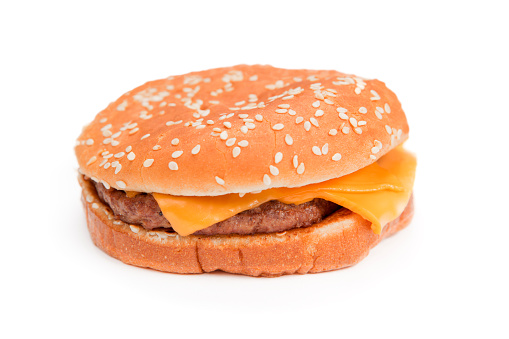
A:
[80, 175, 413, 277]
[75, 65, 409, 196]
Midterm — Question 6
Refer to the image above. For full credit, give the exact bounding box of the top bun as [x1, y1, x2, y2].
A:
[75, 65, 408, 196]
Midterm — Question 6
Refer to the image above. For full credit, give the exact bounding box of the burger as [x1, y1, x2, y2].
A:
[75, 65, 416, 277]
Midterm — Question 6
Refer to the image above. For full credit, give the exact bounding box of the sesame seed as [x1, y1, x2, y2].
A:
[166, 121, 174, 126]
[220, 131, 228, 140]
[114, 164, 122, 174]
[99, 118, 107, 123]
[141, 134, 150, 140]
[384, 103, 391, 113]
[269, 165, 279, 176]
[275, 152, 283, 164]
[315, 109, 324, 117]
[171, 138, 179, 145]
[375, 111, 383, 119]
[278, 104, 290, 109]
[293, 155, 298, 168]
[169, 161, 178, 170]
[370, 155, 377, 160]
[354, 127, 363, 134]
[304, 121, 311, 131]
[238, 140, 249, 147]
[296, 117, 304, 124]
[86, 156, 97, 166]
[243, 118, 254, 123]
[192, 112, 200, 119]
[92, 203, 99, 209]
[329, 129, 337, 136]
[372, 147, 380, 154]
[103, 130, 112, 137]
[297, 163, 305, 174]
[188, 144, 200, 155]
[153, 144, 164, 151]
[86, 139, 94, 146]
[172, 151, 183, 158]
[385, 125, 392, 134]
[312, 146, 322, 156]
[226, 138, 236, 147]
[310, 117, 319, 127]
[342, 126, 350, 134]
[223, 122, 232, 128]
[288, 109, 296, 116]
[359, 107, 367, 114]
[238, 114, 249, 119]
[315, 92, 324, 100]
[355, 88, 361, 94]
[255, 114, 263, 121]
[322, 143, 329, 155]
[337, 107, 348, 113]
[376, 106, 384, 114]
[332, 153, 341, 161]
[249, 75, 258, 81]
[235, 101, 245, 106]
[282, 95, 294, 100]
[215, 176, 225, 185]
[324, 99, 334, 105]
[312, 101, 320, 108]
[358, 121, 367, 126]
[239, 193, 246, 198]
[116, 181, 126, 189]
[207, 120, 214, 124]
[126, 152, 135, 160]
[272, 123, 284, 131]
[375, 140, 382, 148]
[111, 140, 120, 146]
[349, 117, 358, 127]
[275, 109, 287, 114]
[370, 90, 381, 101]
[240, 126, 248, 134]
[125, 145, 132, 152]
[143, 159, 154, 167]
[213, 127, 222, 132]
[101, 124, 112, 131]
[101, 180, 110, 189]
[246, 123, 256, 130]
[196, 125, 205, 129]
[285, 134, 293, 145]
[263, 174, 271, 186]
[86, 195, 93, 203]
[232, 147, 241, 158]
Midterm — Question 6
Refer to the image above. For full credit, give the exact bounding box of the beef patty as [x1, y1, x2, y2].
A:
[94, 181, 340, 235]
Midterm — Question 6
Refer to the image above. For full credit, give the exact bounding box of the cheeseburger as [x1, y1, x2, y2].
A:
[75, 65, 416, 277]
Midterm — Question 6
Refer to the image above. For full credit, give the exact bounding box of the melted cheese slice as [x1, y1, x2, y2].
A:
[153, 146, 416, 236]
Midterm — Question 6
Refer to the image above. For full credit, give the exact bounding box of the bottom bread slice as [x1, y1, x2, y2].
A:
[79, 175, 414, 277]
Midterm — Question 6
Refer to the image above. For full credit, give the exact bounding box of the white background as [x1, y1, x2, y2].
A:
[1, 1, 508, 338]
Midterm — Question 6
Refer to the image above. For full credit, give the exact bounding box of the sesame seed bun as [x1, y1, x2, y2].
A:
[79, 175, 414, 277]
[75, 65, 408, 196]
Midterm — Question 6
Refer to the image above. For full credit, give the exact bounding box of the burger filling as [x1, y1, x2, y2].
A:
[94, 181, 340, 235]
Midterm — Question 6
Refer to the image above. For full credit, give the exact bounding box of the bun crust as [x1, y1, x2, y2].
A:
[75, 65, 408, 196]
[80, 175, 413, 277]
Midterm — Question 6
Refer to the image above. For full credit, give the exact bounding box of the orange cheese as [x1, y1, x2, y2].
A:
[153, 146, 416, 236]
